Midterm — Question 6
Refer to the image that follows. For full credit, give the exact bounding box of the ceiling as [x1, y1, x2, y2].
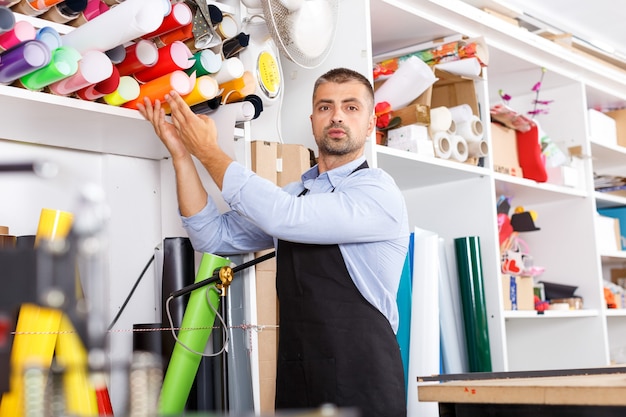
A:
[459, 0, 626, 64]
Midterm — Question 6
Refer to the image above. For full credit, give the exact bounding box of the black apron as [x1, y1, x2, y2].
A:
[274, 161, 406, 417]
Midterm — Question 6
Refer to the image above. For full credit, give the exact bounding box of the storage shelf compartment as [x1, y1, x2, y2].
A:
[504, 309, 600, 319]
[375, 144, 489, 190]
[494, 173, 587, 205]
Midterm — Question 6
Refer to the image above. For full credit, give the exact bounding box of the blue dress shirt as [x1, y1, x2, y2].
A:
[181, 156, 410, 332]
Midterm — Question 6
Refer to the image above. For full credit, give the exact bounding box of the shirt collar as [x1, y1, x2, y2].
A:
[301, 156, 367, 190]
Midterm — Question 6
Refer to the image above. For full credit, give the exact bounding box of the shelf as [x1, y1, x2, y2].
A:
[374, 144, 490, 191]
[606, 309, 626, 317]
[595, 192, 626, 209]
[494, 172, 587, 205]
[503, 309, 600, 319]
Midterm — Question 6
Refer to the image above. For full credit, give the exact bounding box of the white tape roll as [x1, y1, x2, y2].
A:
[450, 135, 468, 162]
[456, 115, 484, 142]
[432, 131, 452, 159]
[448, 103, 474, 123]
[467, 139, 488, 158]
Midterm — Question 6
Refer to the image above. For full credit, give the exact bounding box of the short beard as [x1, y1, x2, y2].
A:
[317, 124, 357, 156]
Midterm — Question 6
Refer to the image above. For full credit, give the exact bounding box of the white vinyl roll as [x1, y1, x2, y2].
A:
[450, 135, 469, 162]
[448, 103, 474, 123]
[429, 106, 452, 133]
[374, 55, 437, 109]
[455, 115, 484, 142]
[432, 130, 452, 159]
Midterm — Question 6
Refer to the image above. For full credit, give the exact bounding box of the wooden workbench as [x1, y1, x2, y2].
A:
[417, 367, 626, 416]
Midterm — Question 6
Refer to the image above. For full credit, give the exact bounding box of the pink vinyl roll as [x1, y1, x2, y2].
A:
[116, 39, 158, 76]
[133, 40, 193, 83]
[0, 20, 36, 51]
[76, 65, 120, 100]
[48, 50, 113, 95]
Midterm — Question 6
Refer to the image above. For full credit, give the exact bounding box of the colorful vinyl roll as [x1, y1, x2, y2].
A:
[141, 1, 192, 40]
[0, 20, 36, 51]
[0, 5, 15, 35]
[103, 75, 140, 105]
[34, 207, 73, 246]
[60, 0, 166, 54]
[215, 13, 238, 39]
[76, 65, 120, 100]
[0, 39, 50, 84]
[48, 49, 113, 95]
[35, 26, 62, 51]
[212, 56, 244, 85]
[133, 40, 193, 83]
[432, 130, 452, 159]
[19, 46, 81, 91]
[116, 39, 159, 76]
[455, 115, 484, 142]
[158, 252, 231, 416]
[182, 75, 219, 106]
[454, 236, 492, 373]
[40, 0, 88, 23]
[185, 48, 222, 77]
[157, 22, 193, 46]
[220, 71, 256, 104]
[450, 134, 468, 162]
[122, 69, 195, 109]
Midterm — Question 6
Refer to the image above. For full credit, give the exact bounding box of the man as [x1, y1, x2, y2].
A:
[138, 68, 409, 417]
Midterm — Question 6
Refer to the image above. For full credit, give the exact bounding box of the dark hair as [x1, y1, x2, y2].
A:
[313, 68, 374, 111]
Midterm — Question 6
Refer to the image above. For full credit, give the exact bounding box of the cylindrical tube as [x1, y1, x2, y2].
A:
[212, 56, 244, 85]
[122, 70, 194, 109]
[0, 20, 36, 51]
[35, 208, 73, 246]
[133, 40, 193, 83]
[467, 138, 488, 158]
[185, 48, 222, 77]
[76, 65, 120, 100]
[102, 75, 140, 106]
[48, 49, 113, 95]
[455, 115, 483, 142]
[432, 130, 452, 160]
[0, 5, 15, 35]
[35, 26, 62, 51]
[116, 39, 159, 76]
[0, 39, 50, 85]
[428, 106, 452, 133]
[141, 1, 192, 40]
[19, 46, 81, 90]
[450, 134, 469, 162]
[157, 253, 231, 416]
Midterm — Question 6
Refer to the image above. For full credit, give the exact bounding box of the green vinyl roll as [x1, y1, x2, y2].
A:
[20, 46, 81, 91]
[454, 236, 492, 373]
[158, 252, 231, 415]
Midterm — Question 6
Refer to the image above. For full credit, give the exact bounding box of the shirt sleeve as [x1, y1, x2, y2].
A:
[222, 162, 406, 245]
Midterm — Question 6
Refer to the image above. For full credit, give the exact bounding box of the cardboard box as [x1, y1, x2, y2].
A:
[502, 274, 535, 310]
[390, 103, 430, 127]
[606, 108, 626, 148]
[251, 141, 312, 187]
[490, 122, 523, 177]
[588, 108, 617, 147]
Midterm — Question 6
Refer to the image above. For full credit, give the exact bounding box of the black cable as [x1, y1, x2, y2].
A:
[107, 254, 155, 331]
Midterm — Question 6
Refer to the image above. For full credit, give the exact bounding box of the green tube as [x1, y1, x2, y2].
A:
[454, 236, 492, 373]
[158, 252, 231, 415]
[20, 46, 81, 91]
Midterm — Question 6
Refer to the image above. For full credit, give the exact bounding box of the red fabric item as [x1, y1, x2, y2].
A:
[515, 123, 547, 182]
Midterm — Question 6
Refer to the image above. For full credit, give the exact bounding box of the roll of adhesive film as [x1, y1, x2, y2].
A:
[141, 1, 192, 40]
[212, 56, 244, 85]
[0, 20, 36, 51]
[102, 75, 140, 105]
[116, 39, 159, 76]
[122, 70, 195, 109]
[133, 40, 193, 83]
[158, 252, 231, 416]
[467, 138, 489, 158]
[157, 22, 193, 46]
[455, 115, 484, 142]
[34, 207, 73, 246]
[41, 0, 88, 23]
[20, 46, 81, 90]
[48, 49, 113, 95]
[185, 48, 222, 77]
[432, 130, 452, 159]
[428, 106, 452, 133]
[12, 0, 47, 16]
[35, 26, 62, 51]
[454, 236, 492, 373]
[215, 13, 238, 40]
[0, 6, 15, 35]
[182, 75, 219, 106]
[221, 71, 256, 104]
[105, 43, 126, 64]
[61, 0, 165, 54]
[448, 103, 474, 123]
[0, 39, 50, 84]
[450, 134, 469, 162]
[76, 65, 120, 100]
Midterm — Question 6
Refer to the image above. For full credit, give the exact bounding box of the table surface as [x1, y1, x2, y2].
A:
[418, 372, 626, 406]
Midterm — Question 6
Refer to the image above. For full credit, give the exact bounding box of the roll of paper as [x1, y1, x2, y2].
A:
[450, 134, 468, 162]
[158, 252, 231, 416]
[455, 115, 484, 142]
[61, 0, 165, 54]
[467, 138, 488, 158]
[454, 236, 492, 373]
[48, 49, 113, 95]
[429, 106, 452, 133]
[432, 130, 452, 159]
[448, 103, 474, 123]
[374, 55, 436, 109]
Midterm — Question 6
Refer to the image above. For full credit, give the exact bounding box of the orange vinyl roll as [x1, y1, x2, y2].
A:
[157, 22, 193, 46]
[161, 74, 219, 113]
[221, 71, 256, 104]
[123, 70, 194, 109]
[29, 0, 62, 10]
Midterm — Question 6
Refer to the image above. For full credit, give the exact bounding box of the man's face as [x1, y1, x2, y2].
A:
[310, 81, 376, 157]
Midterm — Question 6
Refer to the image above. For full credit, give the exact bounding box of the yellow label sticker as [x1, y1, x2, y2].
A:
[257, 51, 281, 99]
